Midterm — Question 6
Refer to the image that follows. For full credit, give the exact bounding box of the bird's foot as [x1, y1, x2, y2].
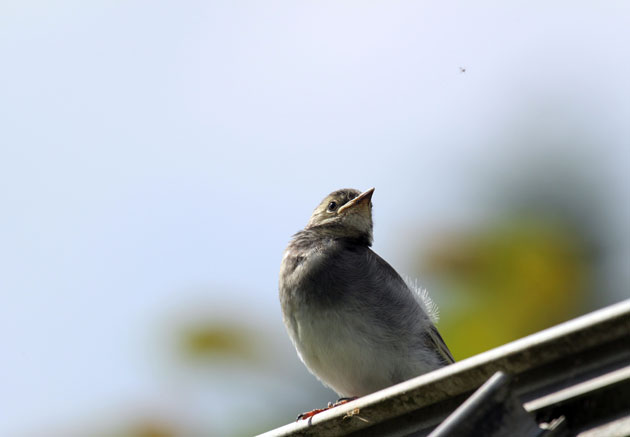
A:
[329, 397, 358, 407]
[296, 408, 327, 421]
[297, 397, 359, 421]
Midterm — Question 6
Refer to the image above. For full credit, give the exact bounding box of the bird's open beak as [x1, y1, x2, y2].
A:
[338, 187, 375, 214]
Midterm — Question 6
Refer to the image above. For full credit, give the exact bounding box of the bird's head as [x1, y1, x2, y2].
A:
[306, 188, 375, 245]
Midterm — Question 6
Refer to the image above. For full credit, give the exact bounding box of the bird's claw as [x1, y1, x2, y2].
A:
[335, 396, 358, 405]
[296, 408, 326, 421]
[296, 397, 358, 421]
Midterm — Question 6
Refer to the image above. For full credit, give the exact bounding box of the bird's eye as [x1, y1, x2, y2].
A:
[327, 201, 338, 211]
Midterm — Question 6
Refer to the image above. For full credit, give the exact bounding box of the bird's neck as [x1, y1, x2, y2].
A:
[299, 224, 373, 247]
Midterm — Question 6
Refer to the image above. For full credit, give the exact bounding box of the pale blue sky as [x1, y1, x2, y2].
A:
[1, 1, 629, 434]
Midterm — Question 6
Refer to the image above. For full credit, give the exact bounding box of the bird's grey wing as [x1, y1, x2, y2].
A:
[364, 248, 455, 365]
[427, 324, 455, 364]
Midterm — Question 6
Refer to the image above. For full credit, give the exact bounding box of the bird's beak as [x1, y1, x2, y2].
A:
[338, 187, 375, 214]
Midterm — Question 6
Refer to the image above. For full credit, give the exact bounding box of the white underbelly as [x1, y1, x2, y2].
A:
[289, 306, 405, 397]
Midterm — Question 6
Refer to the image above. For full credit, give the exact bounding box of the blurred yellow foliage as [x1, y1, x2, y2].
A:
[126, 421, 176, 437]
[178, 323, 256, 361]
[422, 216, 590, 359]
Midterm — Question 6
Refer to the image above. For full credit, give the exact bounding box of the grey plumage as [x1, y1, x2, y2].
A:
[279, 188, 454, 398]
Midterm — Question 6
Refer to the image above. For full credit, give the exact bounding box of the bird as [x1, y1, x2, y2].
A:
[279, 188, 454, 417]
